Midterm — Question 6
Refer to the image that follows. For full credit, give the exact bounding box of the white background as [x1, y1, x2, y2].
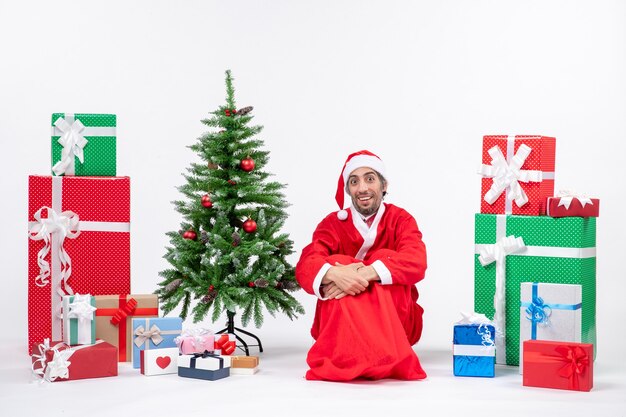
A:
[1, 0, 625, 415]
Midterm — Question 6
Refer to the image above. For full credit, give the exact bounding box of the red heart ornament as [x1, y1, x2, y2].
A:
[156, 356, 171, 369]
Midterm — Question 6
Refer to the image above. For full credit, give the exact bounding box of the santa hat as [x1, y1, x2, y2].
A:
[335, 150, 387, 220]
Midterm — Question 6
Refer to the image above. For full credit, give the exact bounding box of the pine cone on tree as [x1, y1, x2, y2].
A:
[254, 278, 269, 288]
[231, 231, 241, 246]
[282, 280, 299, 291]
[201, 288, 218, 304]
[165, 278, 182, 293]
[200, 231, 209, 244]
[237, 106, 253, 116]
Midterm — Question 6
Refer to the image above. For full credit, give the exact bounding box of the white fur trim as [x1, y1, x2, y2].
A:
[343, 155, 386, 185]
[371, 260, 392, 285]
[337, 209, 348, 221]
[313, 263, 332, 300]
[352, 204, 386, 260]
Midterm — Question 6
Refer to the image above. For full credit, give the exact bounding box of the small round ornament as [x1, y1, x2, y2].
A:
[248, 281, 255, 288]
[183, 229, 197, 240]
[242, 218, 257, 233]
[201, 194, 213, 208]
[240, 157, 255, 172]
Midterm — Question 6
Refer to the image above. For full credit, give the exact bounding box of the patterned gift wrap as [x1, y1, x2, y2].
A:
[174, 328, 215, 355]
[519, 282, 581, 373]
[51, 113, 116, 176]
[453, 324, 496, 377]
[474, 213, 596, 365]
[523, 340, 593, 392]
[31, 339, 118, 382]
[178, 352, 231, 381]
[140, 347, 179, 376]
[478, 135, 555, 216]
[28, 176, 131, 353]
[95, 294, 159, 362]
[132, 317, 183, 368]
[62, 294, 96, 346]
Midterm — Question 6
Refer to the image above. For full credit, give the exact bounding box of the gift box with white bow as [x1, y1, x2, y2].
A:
[178, 352, 231, 381]
[546, 191, 600, 218]
[51, 113, 116, 176]
[95, 294, 159, 362]
[140, 347, 179, 376]
[28, 175, 131, 354]
[131, 317, 183, 368]
[62, 294, 96, 346]
[478, 135, 555, 216]
[452, 313, 495, 377]
[519, 282, 582, 373]
[474, 213, 596, 366]
[174, 328, 215, 355]
[31, 339, 118, 382]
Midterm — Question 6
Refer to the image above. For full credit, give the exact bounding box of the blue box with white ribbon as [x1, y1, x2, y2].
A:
[519, 282, 582, 373]
[453, 324, 496, 377]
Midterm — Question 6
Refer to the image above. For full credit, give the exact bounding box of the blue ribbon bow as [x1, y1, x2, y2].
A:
[521, 283, 582, 340]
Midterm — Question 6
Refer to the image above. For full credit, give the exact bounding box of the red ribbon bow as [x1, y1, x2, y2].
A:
[215, 334, 236, 355]
[555, 345, 589, 390]
[110, 298, 138, 326]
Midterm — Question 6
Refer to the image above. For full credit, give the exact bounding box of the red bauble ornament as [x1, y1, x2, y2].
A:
[201, 194, 213, 208]
[248, 281, 255, 288]
[232, 108, 238, 114]
[240, 157, 255, 172]
[183, 229, 197, 240]
[209, 285, 214, 290]
[228, 179, 237, 185]
[224, 109, 231, 116]
[242, 218, 257, 233]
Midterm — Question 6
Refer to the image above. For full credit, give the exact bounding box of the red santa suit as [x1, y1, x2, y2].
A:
[296, 203, 427, 381]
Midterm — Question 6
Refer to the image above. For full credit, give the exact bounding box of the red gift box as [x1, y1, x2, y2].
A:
[28, 176, 131, 354]
[214, 333, 236, 355]
[523, 340, 593, 392]
[31, 339, 118, 382]
[479, 135, 556, 215]
[546, 195, 600, 218]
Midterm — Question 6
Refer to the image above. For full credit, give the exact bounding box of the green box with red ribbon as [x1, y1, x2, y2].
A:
[474, 213, 596, 366]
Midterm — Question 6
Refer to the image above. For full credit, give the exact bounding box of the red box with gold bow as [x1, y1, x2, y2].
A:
[522, 340, 593, 392]
[479, 135, 556, 215]
[94, 294, 159, 362]
[28, 176, 131, 354]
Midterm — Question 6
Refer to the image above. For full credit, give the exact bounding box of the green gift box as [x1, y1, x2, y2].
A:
[474, 213, 596, 366]
[51, 113, 116, 176]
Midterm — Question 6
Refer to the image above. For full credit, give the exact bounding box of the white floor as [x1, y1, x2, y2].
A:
[1, 337, 624, 417]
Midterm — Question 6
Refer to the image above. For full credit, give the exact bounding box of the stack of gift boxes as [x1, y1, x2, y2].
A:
[454, 134, 598, 392]
[28, 113, 259, 383]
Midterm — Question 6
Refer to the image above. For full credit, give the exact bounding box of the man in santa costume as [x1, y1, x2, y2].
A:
[296, 150, 427, 381]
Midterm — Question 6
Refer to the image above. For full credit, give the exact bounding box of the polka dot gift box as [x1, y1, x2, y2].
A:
[51, 113, 116, 177]
[28, 175, 131, 354]
[478, 135, 555, 216]
[473, 213, 596, 366]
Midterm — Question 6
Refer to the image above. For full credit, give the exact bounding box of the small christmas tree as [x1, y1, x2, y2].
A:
[157, 70, 304, 329]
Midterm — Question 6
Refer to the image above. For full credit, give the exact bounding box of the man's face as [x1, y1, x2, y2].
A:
[347, 167, 387, 216]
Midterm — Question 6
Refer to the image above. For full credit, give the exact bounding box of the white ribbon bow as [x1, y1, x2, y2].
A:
[455, 311, 492, 325]
[134, 324, 164, 348]
[31, 339, 74, 383]
[28, 206, 80, 293]
[52, 117, 88, 176]
[67, 293, 96, 322]
[556, 189, 594, 210]
[478, 235, 526, 362]
[479, 144, 543, 208]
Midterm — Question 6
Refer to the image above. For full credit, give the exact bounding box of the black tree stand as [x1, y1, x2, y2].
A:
[215, 310, 263, 356]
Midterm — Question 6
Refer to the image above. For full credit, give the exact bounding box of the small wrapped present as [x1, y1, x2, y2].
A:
[478, 134, 556, 216]
[523, 340, 593, 391]
[28, 175, 131, 353]
[174, 328, 215, 354]
[452, 312, 496, 377]
[31, 339, 117, 382]
[546, 191, 599, 218]
[62, 294, 96, 345]
[131, 317, 183, 368]
[140, 347, 179, 376]
[51, 113, 116, 176]
[178, 352, 231, 381]
[214, 333, 236, 355]
[520, 282, 582, 373]
[230, 355, 259, 375]
[95, 294, 159, 362]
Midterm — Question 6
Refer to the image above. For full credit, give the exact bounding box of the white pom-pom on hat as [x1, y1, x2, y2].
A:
[336, 209, 348, 221]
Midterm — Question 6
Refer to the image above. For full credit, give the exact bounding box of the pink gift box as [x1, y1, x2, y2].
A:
[175, 329, 215, 354]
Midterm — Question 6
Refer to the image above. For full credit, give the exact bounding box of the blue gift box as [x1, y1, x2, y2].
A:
[178, 352, 231, 381]
[131, 317, 183, 368]
[453, 324, 496, 377]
